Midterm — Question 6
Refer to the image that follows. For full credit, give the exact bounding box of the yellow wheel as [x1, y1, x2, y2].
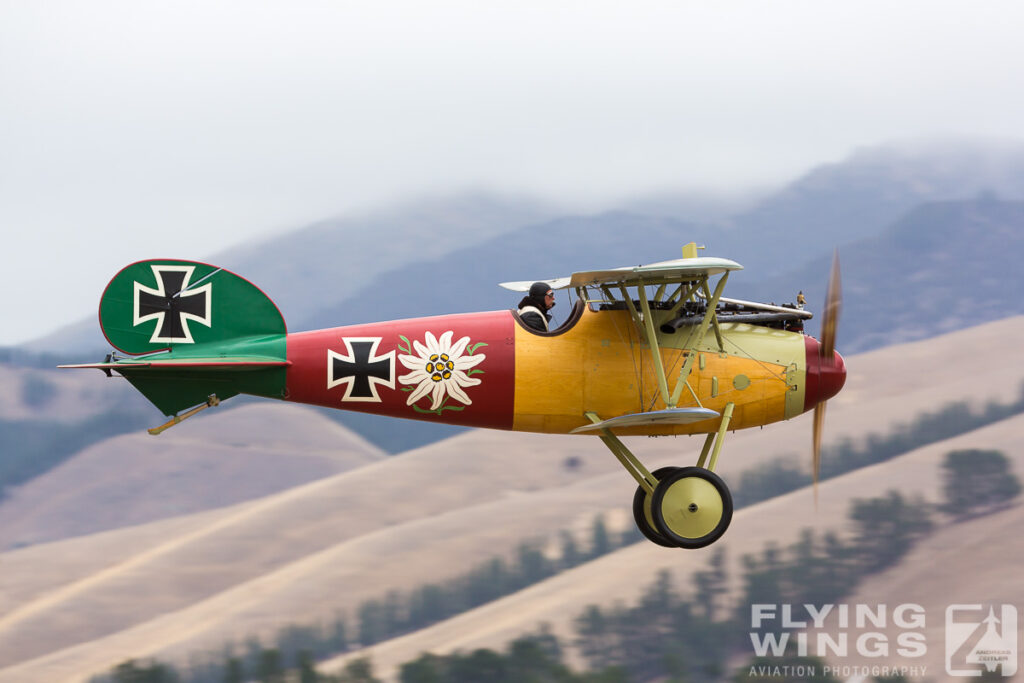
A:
[631, 467, 680, 548]
[650, 467, 733, 549]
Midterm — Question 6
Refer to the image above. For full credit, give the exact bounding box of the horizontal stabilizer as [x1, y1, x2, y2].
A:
[59, 355, 290, 416]
[571, 407, 720, 433]
[59, 357, 290, 371]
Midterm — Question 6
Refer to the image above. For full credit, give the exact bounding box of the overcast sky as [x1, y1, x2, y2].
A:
[3, 0, 1024, 346]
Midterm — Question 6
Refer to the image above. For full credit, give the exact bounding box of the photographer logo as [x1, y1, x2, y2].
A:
[946, 604, 1017, 677]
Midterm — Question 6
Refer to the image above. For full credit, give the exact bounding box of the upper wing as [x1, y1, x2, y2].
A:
[498, 276, 572, 292]
[498, 257, 743, 292]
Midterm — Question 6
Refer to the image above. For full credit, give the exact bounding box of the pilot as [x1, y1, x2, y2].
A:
[518, 282, 556, 332]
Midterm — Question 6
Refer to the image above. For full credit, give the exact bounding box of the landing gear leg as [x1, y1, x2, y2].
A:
[652, 402, 735, 548]
[588, 403, 736, 549]
[583, 412, 674, 547]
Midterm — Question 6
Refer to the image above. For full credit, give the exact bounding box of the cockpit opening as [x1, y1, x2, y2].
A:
[511, 299, 585, 336]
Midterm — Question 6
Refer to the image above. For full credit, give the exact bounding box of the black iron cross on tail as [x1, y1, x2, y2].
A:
[133, 266, 212, 343]
[327, 337, 395, 402]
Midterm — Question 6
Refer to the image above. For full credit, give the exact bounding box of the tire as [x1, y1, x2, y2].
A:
[650, 467, 733, 549]
[631, 466, 680, 548]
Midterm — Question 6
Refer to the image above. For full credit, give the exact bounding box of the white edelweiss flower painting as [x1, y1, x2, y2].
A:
[397, 331, 486, 411]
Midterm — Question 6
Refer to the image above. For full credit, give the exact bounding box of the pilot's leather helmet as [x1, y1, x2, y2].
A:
[529, 281, 551, 299]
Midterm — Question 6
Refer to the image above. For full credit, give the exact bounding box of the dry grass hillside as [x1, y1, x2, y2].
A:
[321, 414, 1024, 681]
[0, 402, 386, 548]
[814, 501, 1024, 682]
[0, 429, 634, 679]
[0, 317, 1022, 682]
[0, 365, 137, 423]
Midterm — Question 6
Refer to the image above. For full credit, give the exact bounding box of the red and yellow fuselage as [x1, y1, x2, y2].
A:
[284, 306, 845, 435]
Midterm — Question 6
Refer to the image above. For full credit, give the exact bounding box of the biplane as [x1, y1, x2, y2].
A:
[62, 243, 845, 549]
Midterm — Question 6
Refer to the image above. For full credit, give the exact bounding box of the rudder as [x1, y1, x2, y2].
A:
[99, 259, 286, 355]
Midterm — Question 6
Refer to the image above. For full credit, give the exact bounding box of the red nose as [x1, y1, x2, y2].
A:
[803, 336, 846, 412]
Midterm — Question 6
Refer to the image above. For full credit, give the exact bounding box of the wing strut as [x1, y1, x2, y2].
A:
[581, 411, 659, 494]
[630, 271, 729, 409]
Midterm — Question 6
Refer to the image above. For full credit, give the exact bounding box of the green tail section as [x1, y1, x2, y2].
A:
[100, 259, 285, 354]
[86, 259, 289, 416]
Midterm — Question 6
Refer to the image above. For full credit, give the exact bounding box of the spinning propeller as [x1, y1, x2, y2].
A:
[810, 250, 845, 500]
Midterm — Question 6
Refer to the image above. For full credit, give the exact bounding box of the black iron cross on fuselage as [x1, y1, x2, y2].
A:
[135, 267, 211, 343]
[328, 338, 395, 402]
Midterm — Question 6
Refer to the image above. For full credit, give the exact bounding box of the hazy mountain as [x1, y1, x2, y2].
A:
[0, 403, 384, 549]
[0, 364, 159, 502]
[736, 196, 1024, 352]
[26, 192, 559, 354]
[298, 195, 1024, 358]
[615, 186, 770, 223]
[722, 138, 1024, 277]
[28, 139, 1024, 349]
[295, 210, 714, 330]
[215, 192, 559, 323]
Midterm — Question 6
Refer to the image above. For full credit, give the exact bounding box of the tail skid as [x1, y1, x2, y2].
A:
[147, 394, 220, 435]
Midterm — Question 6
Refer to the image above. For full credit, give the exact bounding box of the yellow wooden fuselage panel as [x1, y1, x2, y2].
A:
[512, 307, 807, 435]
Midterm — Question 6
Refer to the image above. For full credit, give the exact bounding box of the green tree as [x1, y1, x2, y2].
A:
[577, 668, 630, 683]
[505, 633, 573, 682]
[358, 599, 387, 646]
[223, 656, 244, 683]
[244, 636, 263, 673]
[560, 530, 582, 569]
[623, 571, 685, 680]
[515, 542, 554, 587]
[734, 457, 810, 506]
[785, 529, 853, 606]
[817, 531, 857, 602]
[575, 605, 619, 670]
[399, 653, 447, 683]
[110, 659, 180, 683]
[328, 612, 349, 655]
[463, 557, 509, 608]
[382, 590, 404, 637]
[277, 624, 320, 662]
[590, 514, 611, 558]
[448, 648, 508, 681]
[20, 374, 57, 408]
[941, 449, 1022, 518]
[408, 583, 450, 629]
[336, 657, 381, 683]
[257, 648, 284, 683]
[297, 650, 318, 683]
[693, 546, 728, 620]
[736, 543, 786, 628]
[849, 491, 932, 571]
